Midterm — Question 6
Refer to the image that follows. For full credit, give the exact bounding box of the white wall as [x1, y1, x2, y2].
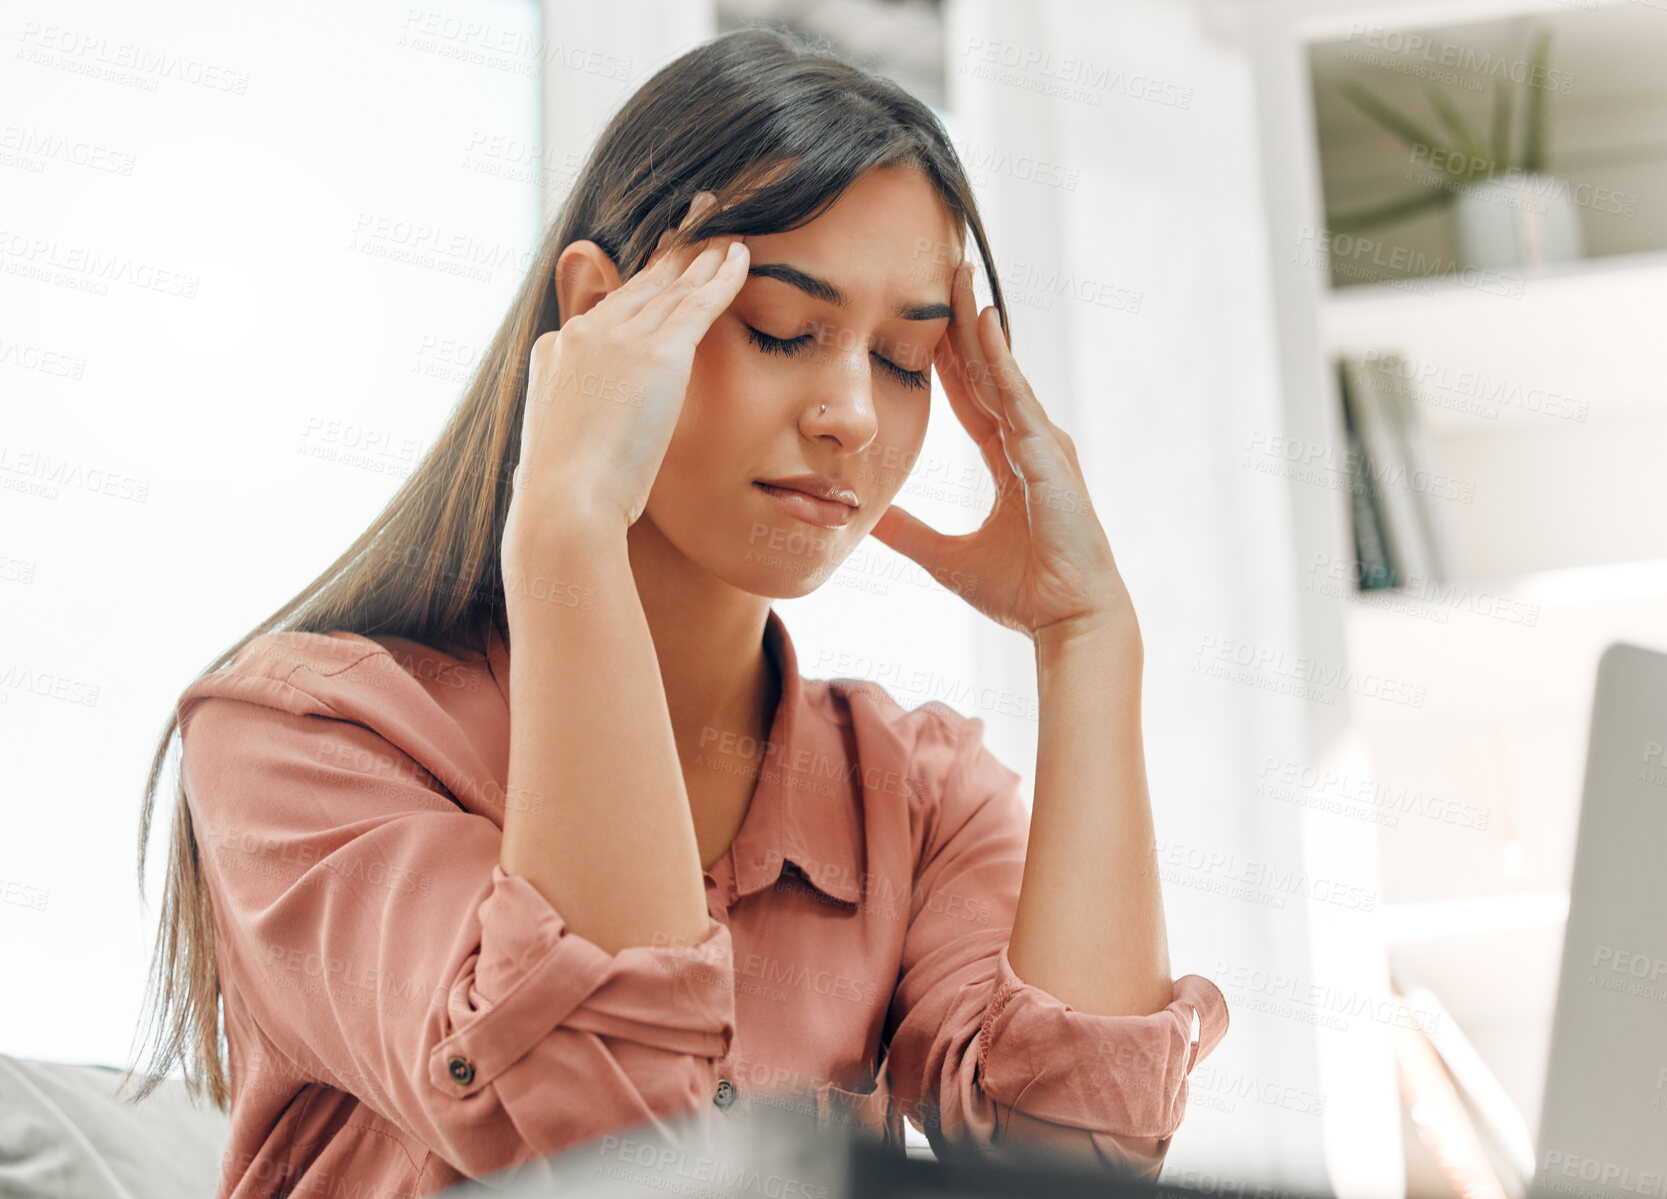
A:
[0, 0, 540, 1067]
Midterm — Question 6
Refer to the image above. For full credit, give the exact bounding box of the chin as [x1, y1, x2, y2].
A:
[723, 527, 850, 598]
[733, 553, 842, 600]
[652, 498, 856, 597]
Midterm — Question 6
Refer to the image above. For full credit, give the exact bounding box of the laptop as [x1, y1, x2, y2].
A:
[1531, 641, 1667, 1196]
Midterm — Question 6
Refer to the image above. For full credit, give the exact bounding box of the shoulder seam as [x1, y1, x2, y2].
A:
[920, 702, 960, 732]
[833, 675, 968, 728]
[183, 650, 379, 725]
[308, 641, 388, 680]
[268, 669, 357, 721]
[260, 632, 388, 682]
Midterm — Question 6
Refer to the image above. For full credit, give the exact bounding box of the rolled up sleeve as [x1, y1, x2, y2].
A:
[975, 943, 1230, 1177]
[883, 709, 1229, 1180]
[180, 688, 735, 1181]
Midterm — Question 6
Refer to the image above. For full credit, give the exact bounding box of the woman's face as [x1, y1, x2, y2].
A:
[639, 164, 963, 597]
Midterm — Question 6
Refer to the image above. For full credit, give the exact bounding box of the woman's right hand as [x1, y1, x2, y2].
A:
[502, 191, 749, 565]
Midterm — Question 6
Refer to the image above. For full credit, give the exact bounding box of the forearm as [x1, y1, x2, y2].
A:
[498, 526, 708, 956]
[1006, 611, 1172, 1017]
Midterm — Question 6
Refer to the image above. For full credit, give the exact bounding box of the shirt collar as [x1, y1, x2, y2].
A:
[484, 607, 862, 909]
[734, 607, 863, 907]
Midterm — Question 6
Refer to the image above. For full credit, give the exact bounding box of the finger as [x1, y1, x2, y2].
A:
[972, 306, 1079, 490]
[933, 271, 1024, 507]
[678, 191, 718, 235]
[933, 337, 1015, 495]
[1059, 428, 1083, 475]
[595, 193, 724, 320]
[867, 502, 963, 576]
[974, 305, 1051, 441]
[655, 239, 752, 344]
[945, 261, 1005, 424]
[651, 190, 724, 266]
[628, 236, 745, 331]
[931, 333, 998, 444]
[648, 190, 719, 262]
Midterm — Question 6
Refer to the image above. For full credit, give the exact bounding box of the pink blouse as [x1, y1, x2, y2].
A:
[176, 606, 1229, 1197]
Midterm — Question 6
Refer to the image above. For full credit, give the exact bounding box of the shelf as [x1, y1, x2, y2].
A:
[1324, 244, 1667, 311]
[1341, 565, 1667, 720]
[1321, 249, 1667, 433]
[1483, 556, 1667, 605]
[1346, 555, 1667, 611]
[1294, 0, 1636, 43]
[1380, 892, 1568, 941]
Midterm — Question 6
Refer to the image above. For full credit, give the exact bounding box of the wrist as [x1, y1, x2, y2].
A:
[1035, 603, 1142, 660]
[503, 496, 624, 571]
[502, 511, 628, 630]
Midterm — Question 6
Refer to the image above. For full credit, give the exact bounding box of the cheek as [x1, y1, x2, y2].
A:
[866, 408, 931, 499]
[665, 339, 758, 461]
[899, 390, 932, 444]
[892, 411, 930, 465]
[688, 318, 759, 402]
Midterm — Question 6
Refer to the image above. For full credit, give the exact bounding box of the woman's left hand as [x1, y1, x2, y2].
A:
[868, 260, 1135, 646]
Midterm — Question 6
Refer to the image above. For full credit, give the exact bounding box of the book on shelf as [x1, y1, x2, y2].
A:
[1337, 359, 1396, 590]
[1338, 352, 1466, 592]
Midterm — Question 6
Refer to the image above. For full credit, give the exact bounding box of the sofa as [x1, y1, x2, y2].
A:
[0, 1053, 231, 1198]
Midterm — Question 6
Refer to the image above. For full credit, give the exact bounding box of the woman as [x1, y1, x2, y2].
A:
[125, 25, 1227, 1198]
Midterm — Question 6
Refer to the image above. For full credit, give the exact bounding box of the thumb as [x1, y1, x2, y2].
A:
[869, 503, 957, 574]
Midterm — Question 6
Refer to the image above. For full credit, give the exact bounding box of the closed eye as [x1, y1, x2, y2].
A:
[743, 324, 931, 392]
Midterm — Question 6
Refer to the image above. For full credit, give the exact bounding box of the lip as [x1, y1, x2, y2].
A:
[753, 481, 854, 529]
[754, 474, 860, 508]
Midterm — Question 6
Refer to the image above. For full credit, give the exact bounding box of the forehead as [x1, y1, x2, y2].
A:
[741, 166, 962, 297]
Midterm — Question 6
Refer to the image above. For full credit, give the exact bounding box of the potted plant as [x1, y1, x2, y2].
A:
[1326, 24, 1582, 271]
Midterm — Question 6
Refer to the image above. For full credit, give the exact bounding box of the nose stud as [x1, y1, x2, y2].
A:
[819, 404, 826, 413]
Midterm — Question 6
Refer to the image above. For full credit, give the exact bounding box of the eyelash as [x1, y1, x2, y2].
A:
[743, 325, 932, 392]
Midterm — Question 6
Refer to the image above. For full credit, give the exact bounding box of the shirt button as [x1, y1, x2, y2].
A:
[447, 1056, 475, 1086]
[712, 1078, 737, 1109]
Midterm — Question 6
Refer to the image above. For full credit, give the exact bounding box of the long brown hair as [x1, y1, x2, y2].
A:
[122, 24, 1011, 1110]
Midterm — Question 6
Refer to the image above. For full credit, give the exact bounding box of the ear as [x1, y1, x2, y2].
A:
[553, 240, 624, 324]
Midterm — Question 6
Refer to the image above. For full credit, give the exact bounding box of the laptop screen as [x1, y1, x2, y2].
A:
[1533, 642, 1667, 1196]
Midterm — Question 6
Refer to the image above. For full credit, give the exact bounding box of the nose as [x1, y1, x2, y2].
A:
[801, 343, 880, 453]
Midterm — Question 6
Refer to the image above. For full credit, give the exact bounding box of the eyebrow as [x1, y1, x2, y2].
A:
[747, 262, 954, 322]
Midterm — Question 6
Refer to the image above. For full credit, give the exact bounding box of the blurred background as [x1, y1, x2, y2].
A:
[3, 0, 1664, 1195]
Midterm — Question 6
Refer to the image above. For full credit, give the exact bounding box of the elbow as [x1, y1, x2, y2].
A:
[420, 886, 737, 1176]
[419, 1024, 732, 1178]
[991, 1106, 1173, 1180]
